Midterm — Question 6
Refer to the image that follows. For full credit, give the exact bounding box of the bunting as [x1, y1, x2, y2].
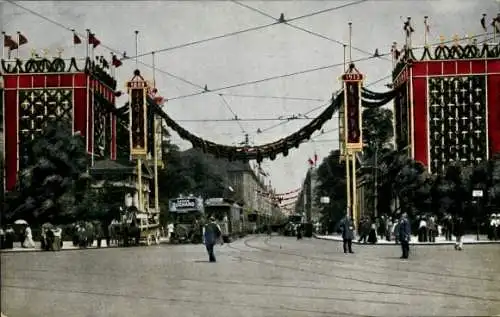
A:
[112, 54, 122, 67]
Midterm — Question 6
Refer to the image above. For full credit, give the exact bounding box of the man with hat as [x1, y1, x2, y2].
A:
[203, 216, 222, 262]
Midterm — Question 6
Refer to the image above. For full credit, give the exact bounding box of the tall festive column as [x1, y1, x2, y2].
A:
[341, 65, 363, 226]
[126, 70, 149, 211]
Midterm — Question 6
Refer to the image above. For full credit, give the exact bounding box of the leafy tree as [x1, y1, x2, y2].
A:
[313, 150, 347, 233]
[362, 107, 394, 156]
[7, 121, 89, 224]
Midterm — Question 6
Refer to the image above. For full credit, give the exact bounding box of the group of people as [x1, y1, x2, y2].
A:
[0, 223, 35, 249]
[339, 213, 412, 258]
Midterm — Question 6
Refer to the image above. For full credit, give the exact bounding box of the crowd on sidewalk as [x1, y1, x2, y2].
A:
[354, 212, 500, 246]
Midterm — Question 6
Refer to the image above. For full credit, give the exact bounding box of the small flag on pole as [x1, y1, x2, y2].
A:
[403, 17, 414, 37]
[481, 14, 487, 32]
[307, 158, 314, 166]
[73, 30, 82, 45]
[17, 32, 28, 46]
[88, 33, 100, 48]
[3, 34, 18, 50]
[112, 54, 122, 67]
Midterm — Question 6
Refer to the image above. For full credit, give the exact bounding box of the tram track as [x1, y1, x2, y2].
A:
[263, 237, 500, 283]
[226, 236, 500, 303]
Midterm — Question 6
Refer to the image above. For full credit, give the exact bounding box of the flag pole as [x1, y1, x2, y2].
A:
[16, 31, 20, 59]
[424, 16, 429, 47]
[134, 30, 139, 70]
[71, 29, 76, 59]
[152, 51, 156, 87]
[1, 32, 5, 60]
[85, 29, 90, 61]
[348, 22, 352, 64]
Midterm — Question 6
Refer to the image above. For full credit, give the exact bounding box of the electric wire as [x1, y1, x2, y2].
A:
[126, 0, 368, 60]
[219, 94, 246, 134]
[218, 93, 325, 102]
[231, 0, 391, 62]
[167, 54, 386, 101]
[4, 0, 206, 90]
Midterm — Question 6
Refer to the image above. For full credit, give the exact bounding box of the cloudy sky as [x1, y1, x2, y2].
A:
[1, 0, 497, 193]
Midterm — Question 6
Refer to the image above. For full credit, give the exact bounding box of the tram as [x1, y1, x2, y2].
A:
[168, 196, 205, 244]
[283, 213, 304, 236]
[204, 198, 245, 243]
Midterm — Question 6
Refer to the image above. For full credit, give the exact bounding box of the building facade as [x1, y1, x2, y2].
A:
[227, 161, 275, 218]
[393, 43, 500, 174]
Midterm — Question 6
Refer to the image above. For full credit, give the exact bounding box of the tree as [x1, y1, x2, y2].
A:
[7, 121, 89, 224]
[362, 107, 394, 156]
[314, 150, 347, 233]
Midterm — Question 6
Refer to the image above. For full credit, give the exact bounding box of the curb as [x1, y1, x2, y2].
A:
[0, 240, 172, 254]
[313, 235, 500, 246]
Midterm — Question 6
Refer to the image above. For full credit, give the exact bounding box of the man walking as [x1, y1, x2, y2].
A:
[203, 216, 222, 262]
[398, 213, 411, 259]
[339, 214, 355, 254]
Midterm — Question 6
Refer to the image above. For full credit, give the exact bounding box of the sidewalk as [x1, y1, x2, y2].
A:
[314, 234, 500, 245]
[0, 237, 170, 253]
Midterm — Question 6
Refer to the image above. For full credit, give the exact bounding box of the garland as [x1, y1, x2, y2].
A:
[150, 92, 343, 162]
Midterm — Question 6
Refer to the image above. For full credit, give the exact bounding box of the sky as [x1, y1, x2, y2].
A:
[1, 0, 497, 194]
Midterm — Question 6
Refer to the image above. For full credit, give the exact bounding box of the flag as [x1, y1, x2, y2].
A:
[17, 32, 28, 46]
[492, 14, 500, 33]
[403, 17, 414, 37]
[112, 54, 122, 67]
[307, 158, 314, 166]
[481, 14, 487, 32]
[88, 33, 100, 48]
[314, 153, 318, 165]
[3, 34, 18, 50]
[73, 31, 82, 45]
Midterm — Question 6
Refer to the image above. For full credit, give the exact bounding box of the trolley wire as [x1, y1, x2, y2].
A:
[126, 0, 368, 60]
[4, 0, 206, 90]
[219, 94, 246, 134]
[231, 1, 391, 62]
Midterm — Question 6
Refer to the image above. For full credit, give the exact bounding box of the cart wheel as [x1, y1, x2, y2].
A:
[146, 235, 152, 246]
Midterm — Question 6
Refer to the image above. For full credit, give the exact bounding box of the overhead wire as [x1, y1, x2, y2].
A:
[4, 0, 206, 91]
[126, 0, 368, 60]
[167, 53, 388, 101]
[218, 93, 325, 102]
[219, 94, 246, 134]
[231, 0, 391, 62]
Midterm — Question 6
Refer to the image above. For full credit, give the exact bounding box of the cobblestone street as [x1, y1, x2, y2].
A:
[2, 235, 500, 317]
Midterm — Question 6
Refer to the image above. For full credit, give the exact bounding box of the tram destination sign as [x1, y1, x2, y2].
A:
[171, 198, 197, 210]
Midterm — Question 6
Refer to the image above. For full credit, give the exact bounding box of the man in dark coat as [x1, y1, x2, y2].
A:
[398, 213, 411, 259]
[204, 216, 222, 262]
[339, 214, 355, 254]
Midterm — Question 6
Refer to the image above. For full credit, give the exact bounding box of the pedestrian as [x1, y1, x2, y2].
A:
[428, 215, 437, 243]
[22, 223, 35, 248]
[454, 216, 465, 251]
[398, 213, 411, 259]
[203, 216, 222, 263]
[167, 222, 174, 241]
[339, 214, 355, 254]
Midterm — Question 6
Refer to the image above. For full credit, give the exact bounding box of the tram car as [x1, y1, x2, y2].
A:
[204, 198, 245, 243]
[169, 196, 205, 244]
[283, 214, 304, 236]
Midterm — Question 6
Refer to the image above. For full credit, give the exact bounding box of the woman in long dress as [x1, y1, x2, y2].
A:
[22, 224, 35, 248]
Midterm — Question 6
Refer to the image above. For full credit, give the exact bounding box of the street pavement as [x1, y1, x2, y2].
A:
[1, 235, 500, 317]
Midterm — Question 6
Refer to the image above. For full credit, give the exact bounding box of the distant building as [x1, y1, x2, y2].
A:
[227, 161, 274, 218]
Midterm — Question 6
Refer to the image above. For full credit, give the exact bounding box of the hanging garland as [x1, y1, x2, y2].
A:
[361, 84, 405, 108]
[149, 91, 343, 162]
